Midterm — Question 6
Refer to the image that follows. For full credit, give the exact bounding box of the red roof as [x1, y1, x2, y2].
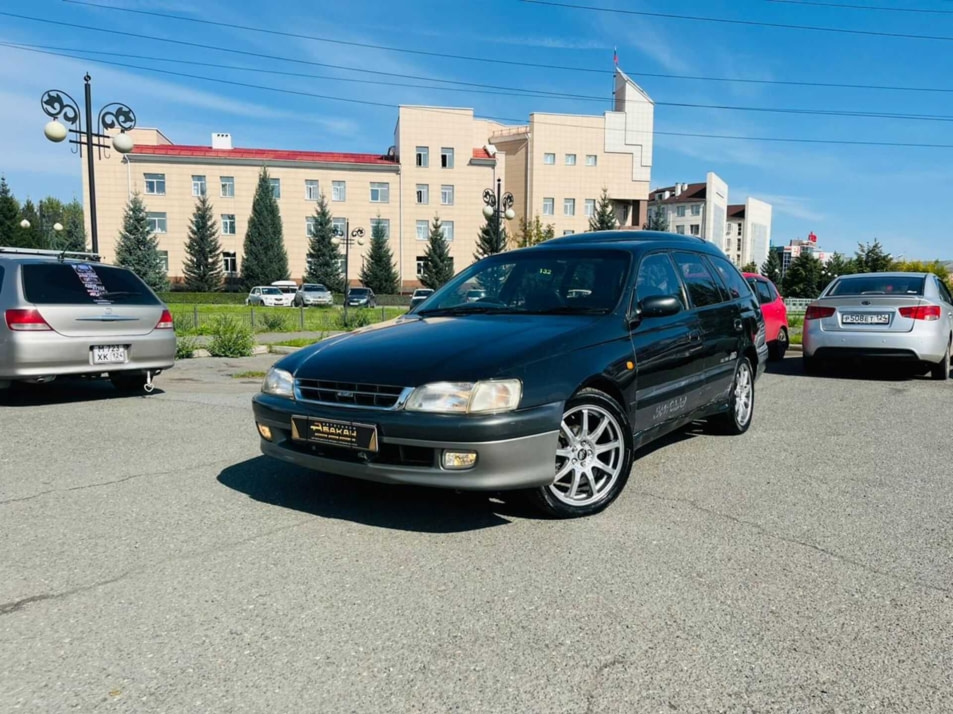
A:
[472, 148, 495, 160]
[649, 182, 706, 204]
[727, 204, 746, 219]
[132, 144, 397, 165]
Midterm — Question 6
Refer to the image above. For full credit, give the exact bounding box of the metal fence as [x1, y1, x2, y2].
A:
[783, 298, 812, 314]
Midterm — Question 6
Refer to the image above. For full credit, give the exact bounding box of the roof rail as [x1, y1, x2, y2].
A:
[0, 246, 102, 262]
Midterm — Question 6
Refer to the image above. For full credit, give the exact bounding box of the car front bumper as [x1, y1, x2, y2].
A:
[252, 393, 563, 490]
[302, 297, 333, 306]
[803, 322, 948, 363]
[0, 329, 176, 379]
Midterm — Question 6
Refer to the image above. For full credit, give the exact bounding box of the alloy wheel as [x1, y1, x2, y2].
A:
[734, 360, 753, 427]
[549, 404, 625, 507]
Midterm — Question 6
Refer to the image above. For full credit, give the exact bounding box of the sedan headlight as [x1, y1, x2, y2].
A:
[405, 379, 521, 414]
[262, 367, 295, 398]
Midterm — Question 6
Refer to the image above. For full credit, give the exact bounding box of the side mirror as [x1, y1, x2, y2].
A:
[639, 295, 682, 318]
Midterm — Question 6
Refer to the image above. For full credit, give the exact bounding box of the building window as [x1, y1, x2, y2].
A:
[144, 173, 165, 195]
[146, 212, 167, 234]
[269, 178, 281, 199]
[371, 217, 390, 239]
[691, 204, 701, 216]
[562, 230, 575, 236]
[416, 220, 429, 240]
[442, 220, 454, 241]
[370, 182, 390, 203]
[416, 255, 427, 278]
[191, 175, 206, 197]
[543, 153, 555, 165]
[441, 185, 454, 206]
[305, 180, 320, 201]
[585, 155, 597, 167]
[331, 217, 347, 237]
[222, 252, 237, 275]
[565, 153, 576, 166]
[306, 216, 318, 237]
[440, 147, 454, 169]
[563, 198, 575, 216]
[676, 225, 685, 235]
[542, 197, 554, 216]
[676, 205, 686, 218]
[584, 199, 596, 218]
[726, 223, 733, 236]
[737, 223, 743, 236]
[158, 250, 169, 273]
[416, 146, 429, 168]
[416, 184, 429, 205]
[220, 176, 235, 198]
[690, 224, 700, 236]
[221, 214, 236, 235]
[332, 181, 346, 202]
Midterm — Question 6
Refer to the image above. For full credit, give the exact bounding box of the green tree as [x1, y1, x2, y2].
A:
[37, 197, 65, 248]
[893, 259, 952, 290]
[303, 194, 343, 293]
[761, 248, 782, 285]
[474, 213, 508, 262]
[643, 196, 668, 231]
[741, 261, 758, 274]
[515, 215, 555, 248]
[115, 192, 168, 292]
[589, 188, 618, 232]
[359, 216, 399, 294]
[183, 194, 223, 292]
[61, 200, 86, 252]
[818, 251, 855, 291]
[241, 168, 289, 289]
[0, 176, 19, 246]
[420, 215, 454, 289]
[781, 251, 824, 299]
[16, 199, 45, 249]
[854, 239, 892, 273]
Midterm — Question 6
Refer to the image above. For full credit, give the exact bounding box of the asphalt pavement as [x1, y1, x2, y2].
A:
[1, 355, 951, 712]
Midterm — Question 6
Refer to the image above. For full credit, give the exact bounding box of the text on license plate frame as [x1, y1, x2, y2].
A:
[291, 415, 379, 452]
[92, 345, 128, 364]
[842, 312, 891, 325]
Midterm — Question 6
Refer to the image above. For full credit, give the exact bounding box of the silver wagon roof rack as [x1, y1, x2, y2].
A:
[0, 246, 102, 262]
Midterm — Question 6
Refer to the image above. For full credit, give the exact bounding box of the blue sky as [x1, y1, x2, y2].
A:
[1, 0, 951, 260]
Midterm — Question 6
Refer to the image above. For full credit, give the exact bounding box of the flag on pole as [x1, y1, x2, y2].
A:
[613, 47, 618, 66]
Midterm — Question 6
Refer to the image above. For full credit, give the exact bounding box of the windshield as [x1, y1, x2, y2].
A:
[349, 289, 369, 296]
[828, 275, 925, 296]
[304, 285, 327, 292]
[417, 249, 630, 316]
[261, 287, 282, 295]
[414, 289, 433, 297]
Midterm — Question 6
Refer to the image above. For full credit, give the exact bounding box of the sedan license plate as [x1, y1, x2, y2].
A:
[291, 416, 379, 452]
[842, 313, 890, 325]
[92, 345, 127, 364]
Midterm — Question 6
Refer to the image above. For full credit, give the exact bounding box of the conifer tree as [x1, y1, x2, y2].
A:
[241, 168, 289, 289]
[0, 176, 19, 246]
[643, 196, 668, 231]
[61, 200, 87, 252]
[474, 214, 507, 262]
[183, 194, 223, 292]
[304, 193, 343, 293]
[115, 192, 168, 291]
[588, 188, 618, 232]
[761, 248, 782, 285]
[16, 199, 44, 249]
[420, 215, 454, 289]
[359, 217, 399, 294]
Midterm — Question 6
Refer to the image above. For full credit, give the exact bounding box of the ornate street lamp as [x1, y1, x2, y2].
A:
[482, 177, 516, 247]
[332, 221, 365, 320]
[40, 73, 137, 254]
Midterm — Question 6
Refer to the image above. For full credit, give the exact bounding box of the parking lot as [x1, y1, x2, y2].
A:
[1, 354, 951, 712]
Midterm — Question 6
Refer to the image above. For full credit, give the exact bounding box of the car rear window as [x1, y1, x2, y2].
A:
[828, 275, 925, 296]
[22, 263, 160, 305]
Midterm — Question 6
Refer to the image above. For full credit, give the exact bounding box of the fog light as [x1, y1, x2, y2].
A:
[257, 423, 273, 441]
[442, 450, 477, 470]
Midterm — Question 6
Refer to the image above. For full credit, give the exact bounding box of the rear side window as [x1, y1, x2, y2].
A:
[672, 252, 725, 308]
[937, 279, 953, 305]
[22, 263, 160, 305]
[747, 278, 775, 304]
[709, 256, 752, 301]
[828, 275, 925, 296]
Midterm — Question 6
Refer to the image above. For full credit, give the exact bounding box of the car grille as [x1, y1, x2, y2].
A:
[295, 379, 409, 409]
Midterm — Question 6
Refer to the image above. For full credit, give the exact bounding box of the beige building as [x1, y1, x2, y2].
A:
[85, 69, 655, 289]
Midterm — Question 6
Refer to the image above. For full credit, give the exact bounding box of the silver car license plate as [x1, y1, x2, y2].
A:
[842, 313, 890, 325]
[92, 345, 127, 364]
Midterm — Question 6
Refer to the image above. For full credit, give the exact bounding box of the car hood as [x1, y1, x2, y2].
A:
[292, 314, 605, 386]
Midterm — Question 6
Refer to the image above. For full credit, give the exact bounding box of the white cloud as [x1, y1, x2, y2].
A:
[741, 192, 825, 222]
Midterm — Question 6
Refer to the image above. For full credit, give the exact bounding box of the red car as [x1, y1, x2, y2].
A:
[744, 273, 789, 360]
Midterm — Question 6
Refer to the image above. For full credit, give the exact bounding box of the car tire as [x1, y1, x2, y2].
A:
[931, 339, 951, 381]
[709, 357, 755, 435]
[110, 373, 150, 393]
[768, 327, 788, 361]
[802, 354, 822, 376]
[530, 388, 633, 519]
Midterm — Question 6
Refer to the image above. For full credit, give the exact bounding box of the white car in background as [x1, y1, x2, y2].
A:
[246, 286, 293, 307]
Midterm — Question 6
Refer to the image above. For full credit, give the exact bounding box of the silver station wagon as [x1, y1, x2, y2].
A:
[0, 247, 176, 393]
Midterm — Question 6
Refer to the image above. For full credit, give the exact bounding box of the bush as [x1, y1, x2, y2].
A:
[159, 292, 247, 305]
[175, 335, 198, 359]
[337, 308, 372, 330]
[258, 311, 289, 332]
[207, 315, 255, 357]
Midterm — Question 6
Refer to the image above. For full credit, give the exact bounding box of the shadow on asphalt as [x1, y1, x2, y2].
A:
[217, 456, 547, 533]
[0, 378, 166, 406]
[764, 354, 938, 382]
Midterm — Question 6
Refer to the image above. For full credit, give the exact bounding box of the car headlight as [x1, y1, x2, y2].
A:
[262, 367, 294, 398]
[405, 379, 521, 414]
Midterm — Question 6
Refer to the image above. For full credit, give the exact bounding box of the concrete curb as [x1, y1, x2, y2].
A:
[269, 345, 301, 355]
[188, 345, 271, 359]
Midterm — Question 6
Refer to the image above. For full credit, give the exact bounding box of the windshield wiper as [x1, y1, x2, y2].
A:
[525, 306, 610, 315]
[417, 305, 516, 317]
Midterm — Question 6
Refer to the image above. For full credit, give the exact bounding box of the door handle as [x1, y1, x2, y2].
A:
[689, 330, 701, 342]
[733, 318, 743, 332]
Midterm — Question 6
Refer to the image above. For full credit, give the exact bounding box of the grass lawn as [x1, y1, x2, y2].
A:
[231, 370, 267, 379]
[271, 337, 323, 348]
[170, 304, 405, 335]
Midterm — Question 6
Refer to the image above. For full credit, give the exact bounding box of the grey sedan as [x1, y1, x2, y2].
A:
[294, 283, 333, 307]
[802, 272, 952, 380]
